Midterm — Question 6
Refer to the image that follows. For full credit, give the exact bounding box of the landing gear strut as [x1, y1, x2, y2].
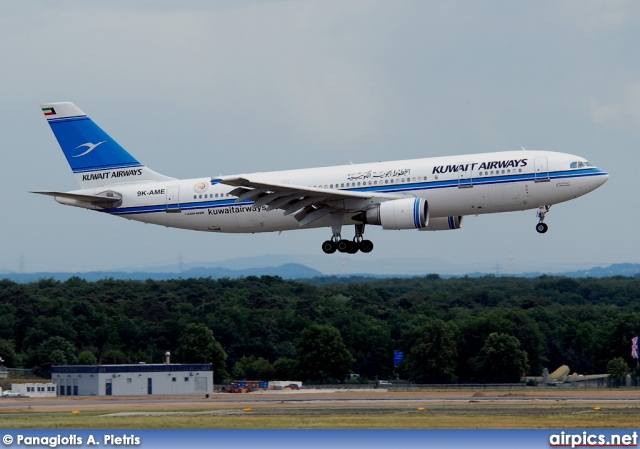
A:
[321, 224, 374, 254]
[536, 205, 551, 234]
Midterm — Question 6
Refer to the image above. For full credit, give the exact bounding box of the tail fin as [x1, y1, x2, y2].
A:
[41, 102, 175, 188]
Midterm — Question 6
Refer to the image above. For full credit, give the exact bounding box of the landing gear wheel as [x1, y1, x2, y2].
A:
[322, 240, 337, 254]
[337, 239, 351, 253]
[359, 240, 374, 253]
[536, 223, 548, 234]
[347, 241, 359, 254]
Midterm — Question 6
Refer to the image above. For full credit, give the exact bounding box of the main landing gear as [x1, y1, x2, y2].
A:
[536, 205, 551, 234]
[322, 224, 374, 254]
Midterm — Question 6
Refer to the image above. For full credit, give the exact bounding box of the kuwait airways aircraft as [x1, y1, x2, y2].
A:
[35, 102, 609, 254]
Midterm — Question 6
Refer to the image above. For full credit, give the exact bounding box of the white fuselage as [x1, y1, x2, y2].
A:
[61, 150, 608, 234]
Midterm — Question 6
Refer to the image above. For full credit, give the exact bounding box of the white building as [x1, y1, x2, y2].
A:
[51, 364, 213, 396]
[11, 383, 57, 398]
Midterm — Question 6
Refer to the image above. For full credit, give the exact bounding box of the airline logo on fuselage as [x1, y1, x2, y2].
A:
[432, 158, 528, 174]
[82, 169, 143, 182]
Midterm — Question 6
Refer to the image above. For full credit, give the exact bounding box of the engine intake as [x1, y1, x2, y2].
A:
[364, 198, 429, 230]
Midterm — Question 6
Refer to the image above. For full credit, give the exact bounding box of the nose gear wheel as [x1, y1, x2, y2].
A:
[536, 205, 551, 234]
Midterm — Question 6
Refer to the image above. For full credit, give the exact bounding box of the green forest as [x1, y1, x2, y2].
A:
[0, 274, 639, 384]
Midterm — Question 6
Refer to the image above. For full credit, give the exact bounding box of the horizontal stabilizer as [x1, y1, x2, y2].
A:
[31, 190, 122, 208]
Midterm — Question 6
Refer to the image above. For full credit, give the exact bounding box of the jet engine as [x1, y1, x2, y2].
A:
[363, 198, 429, 230]
[420, 216, 463, 231]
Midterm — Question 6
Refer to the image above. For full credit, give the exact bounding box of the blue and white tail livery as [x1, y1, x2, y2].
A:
[41, 103, 173, 189]
[35, 102, 609, 254]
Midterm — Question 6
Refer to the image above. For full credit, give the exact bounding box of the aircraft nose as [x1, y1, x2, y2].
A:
[592, 169, 609, 189]
[598, 170, 609, 186]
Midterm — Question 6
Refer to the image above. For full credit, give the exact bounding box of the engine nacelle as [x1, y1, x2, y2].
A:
[364, 198, 429, 230]
[420, 216, 463, 231]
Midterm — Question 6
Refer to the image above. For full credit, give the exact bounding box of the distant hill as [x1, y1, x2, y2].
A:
[0, 263, 323, 283]
[558, 263, 640, 278]
[0, 262, 637, 283]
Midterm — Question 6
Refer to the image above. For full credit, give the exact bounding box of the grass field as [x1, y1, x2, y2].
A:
[2, 405, 640, 428]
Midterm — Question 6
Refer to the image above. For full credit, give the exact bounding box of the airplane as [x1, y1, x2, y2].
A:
[34, 102, 609, 254]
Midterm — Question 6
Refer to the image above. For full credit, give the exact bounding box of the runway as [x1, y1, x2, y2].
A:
[2, 388, 640, 415]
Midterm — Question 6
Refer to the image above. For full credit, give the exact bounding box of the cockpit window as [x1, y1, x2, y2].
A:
[570, 161, 594, 169]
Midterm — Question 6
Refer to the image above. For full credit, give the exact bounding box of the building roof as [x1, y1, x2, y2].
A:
[51, 364, 213, 374]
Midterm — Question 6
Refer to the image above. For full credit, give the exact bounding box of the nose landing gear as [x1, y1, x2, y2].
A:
[536, 205, 551, 234]
[321, 224, 374, 254]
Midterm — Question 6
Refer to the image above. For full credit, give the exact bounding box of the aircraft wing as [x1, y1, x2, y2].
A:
[214, 176, 403, 226]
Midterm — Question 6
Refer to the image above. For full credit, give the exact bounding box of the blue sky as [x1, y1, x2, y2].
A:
[0, 1, 637, 275]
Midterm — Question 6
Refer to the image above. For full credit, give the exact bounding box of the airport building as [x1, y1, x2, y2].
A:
[51, 364, 213, 396]
[10, 383, 57, 398]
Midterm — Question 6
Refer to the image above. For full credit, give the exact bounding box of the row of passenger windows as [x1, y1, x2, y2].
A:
[478, 168, 523, 176]
[314, 177, 428, 189]
[193, 193, 233, 199]
[193, 169, 526, 200]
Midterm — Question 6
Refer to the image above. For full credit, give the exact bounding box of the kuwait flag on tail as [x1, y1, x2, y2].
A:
[42, 106, 56, 116]
[632, 336, 639, 359]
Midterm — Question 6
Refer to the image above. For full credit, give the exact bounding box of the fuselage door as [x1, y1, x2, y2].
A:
[534, 158, 549, 182]
[458, 162, 473, 188]
[166, 186, 181, 213]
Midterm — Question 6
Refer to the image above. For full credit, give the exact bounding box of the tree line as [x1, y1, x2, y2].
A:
[0, 274, 638, 383]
